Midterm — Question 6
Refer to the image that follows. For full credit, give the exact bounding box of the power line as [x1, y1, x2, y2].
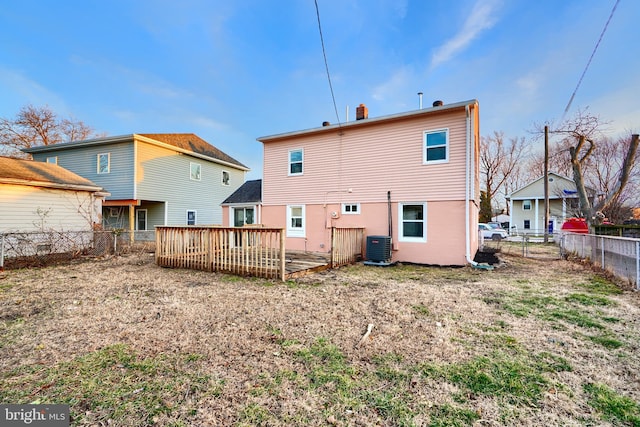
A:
[314, 0, 341, 126]
[562, 0, 620, 120]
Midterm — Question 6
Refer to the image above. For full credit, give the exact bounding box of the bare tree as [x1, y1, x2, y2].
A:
[528, 140, 574, 178]
[0, 105, 98, 157]
[480, 131, 528, 218]
[553, 110, 639, 229]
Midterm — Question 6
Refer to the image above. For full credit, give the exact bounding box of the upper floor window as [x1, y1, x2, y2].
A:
[523, 200, 532, 210]
[97, 153, 110, 174]
[46, 156, 57, 165]
[222, 170, 230, 186]
[289, 149, 303, 175]
[399, 202, 427, 242]
[190, 162, 201, 181]
[342, 203, 360, 214]
[423, 129, 448, 164]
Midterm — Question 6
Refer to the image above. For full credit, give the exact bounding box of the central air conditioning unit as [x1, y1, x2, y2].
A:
[365, 235, 392, 265]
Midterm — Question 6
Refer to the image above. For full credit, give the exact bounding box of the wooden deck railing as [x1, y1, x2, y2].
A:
[331, 227, 365, 267]
[155, 226, 286, 280]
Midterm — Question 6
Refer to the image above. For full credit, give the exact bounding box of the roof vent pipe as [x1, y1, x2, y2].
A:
[418, 92, 423, 109]
[433, 100, 444, 107]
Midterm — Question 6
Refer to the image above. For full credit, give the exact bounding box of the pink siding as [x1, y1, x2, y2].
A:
[260, 102, 480, 266]
[263, 109, 470, 206]
[262, 199, 472, 265]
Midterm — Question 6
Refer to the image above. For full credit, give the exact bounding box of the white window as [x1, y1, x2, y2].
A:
[289, 149, 303, 175]
[523, 200, 532, 210]
[46, 156, 57, 164]
[398, 202, 427, 242]
[286, 205, 305, 237]
[190, 163, 201, 181]
[222, 170, 230, 186]
[342, 203, 360, 214]
[187, 210, 197, 225]
[136, 209, 147, 231]
[423, 129, 448, 164]
[97, 153, 110, 174]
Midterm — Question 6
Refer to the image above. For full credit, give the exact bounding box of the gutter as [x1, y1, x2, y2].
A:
[464, 104, 488, 269]
[0, 178, 104, 193]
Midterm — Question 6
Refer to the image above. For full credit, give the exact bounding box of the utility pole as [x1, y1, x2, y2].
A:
[544, 125, 550, 243]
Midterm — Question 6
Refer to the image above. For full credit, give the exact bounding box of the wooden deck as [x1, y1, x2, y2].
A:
[155, 226, 361, 280]
[285, 250, 331, 279]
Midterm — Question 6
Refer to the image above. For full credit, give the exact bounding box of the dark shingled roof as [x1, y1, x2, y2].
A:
[0, 156, 102, 189]
[222, 179, 262, 204]
[139, 133, 248, 169]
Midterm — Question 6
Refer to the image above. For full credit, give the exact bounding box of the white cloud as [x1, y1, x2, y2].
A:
[0, 66, 68, 113]
[371, 66, 412, 102]
[188, 115, 229, 131]
[430, 0, 502, 69]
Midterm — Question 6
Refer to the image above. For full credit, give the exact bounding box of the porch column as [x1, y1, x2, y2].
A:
[129, 204, 135, 242]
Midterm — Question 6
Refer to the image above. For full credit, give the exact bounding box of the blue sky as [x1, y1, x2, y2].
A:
[1, 0, 638, 179]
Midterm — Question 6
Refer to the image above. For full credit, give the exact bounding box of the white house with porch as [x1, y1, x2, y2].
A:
[507, 172, 594, 235]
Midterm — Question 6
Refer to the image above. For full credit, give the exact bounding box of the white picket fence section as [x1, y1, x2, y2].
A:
[559, 233, 640, 290]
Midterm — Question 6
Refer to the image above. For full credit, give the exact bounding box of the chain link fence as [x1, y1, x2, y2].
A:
[0, 230, 155, 270]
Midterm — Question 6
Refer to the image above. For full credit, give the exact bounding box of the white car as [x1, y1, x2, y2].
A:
[479, 223, 509, 241]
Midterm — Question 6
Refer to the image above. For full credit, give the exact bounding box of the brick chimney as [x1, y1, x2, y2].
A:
[356, 103, 368, 120]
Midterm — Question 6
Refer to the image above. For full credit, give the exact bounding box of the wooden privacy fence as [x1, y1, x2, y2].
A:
[331, 227, 365, 267]
[155, 226, 286, 280]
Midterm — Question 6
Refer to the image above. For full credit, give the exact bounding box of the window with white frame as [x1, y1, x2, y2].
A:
[524, 219, 531, 229]
[286, 205, 305, 237]
[187, 210, 197, 225]
[398, 202, 427, 242]
[190, 163, 201, 181]
[523, 200, 532, 210]
[289, 149, 303, 175]
[222, 170, 230, 185]
[46, 156, 57, 164]
[342, 203, 360, 214]
[423, 129, 448, 163]
[97, 153, 110, 174]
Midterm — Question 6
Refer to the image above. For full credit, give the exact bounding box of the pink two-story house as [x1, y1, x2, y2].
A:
[255, 99, 480, 266]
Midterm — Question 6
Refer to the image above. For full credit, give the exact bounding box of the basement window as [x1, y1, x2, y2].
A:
[342, 203, 360, 214]
[287, 205, 305, 237]
[398, 202, 427, 243]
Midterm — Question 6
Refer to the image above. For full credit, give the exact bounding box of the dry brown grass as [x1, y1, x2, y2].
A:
[1, 247, 639, 426]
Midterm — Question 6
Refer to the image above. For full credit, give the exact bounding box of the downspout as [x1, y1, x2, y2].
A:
[387, 191, 392, 239]
[464, 104, 480, 267]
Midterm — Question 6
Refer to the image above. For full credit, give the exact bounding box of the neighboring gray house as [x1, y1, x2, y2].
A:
[24, 134, 249, 237]
[221, 179, 262, 227]
[507, 172, 595, 234]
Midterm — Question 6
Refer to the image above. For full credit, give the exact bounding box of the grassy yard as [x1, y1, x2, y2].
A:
[1, 246, 639, 426]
